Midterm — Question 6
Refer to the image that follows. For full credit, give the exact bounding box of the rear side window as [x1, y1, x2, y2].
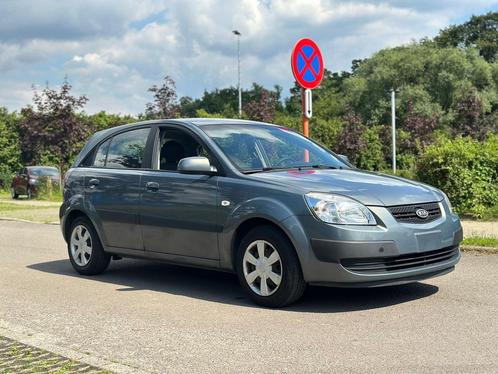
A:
[106, 128, 150, 169]
[93, 139, 110, 167]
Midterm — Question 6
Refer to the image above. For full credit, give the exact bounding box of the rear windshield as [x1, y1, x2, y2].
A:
[29, 167, 59, 176]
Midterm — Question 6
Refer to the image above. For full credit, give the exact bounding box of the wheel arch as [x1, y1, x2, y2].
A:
[230, 217, 303, 271]
[63, 209, 103, 246]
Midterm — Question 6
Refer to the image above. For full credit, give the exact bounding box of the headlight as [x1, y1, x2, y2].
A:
[442, 192, 453, 214]
[305, 192, 376, 225]
[29, 178, 37, 184]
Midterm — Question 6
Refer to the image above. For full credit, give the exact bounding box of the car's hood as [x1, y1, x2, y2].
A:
[249, 169, 442, 206]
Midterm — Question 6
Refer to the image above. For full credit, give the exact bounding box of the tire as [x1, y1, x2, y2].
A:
[67, 217, 110, 275]
[235, 226, 306, 308]
[27, 187, 33, 199]
[11, 187, 18, 199]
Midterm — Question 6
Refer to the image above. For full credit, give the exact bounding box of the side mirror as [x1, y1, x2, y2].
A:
[338, 154, 353, 166]
[178, 157, 217, 175]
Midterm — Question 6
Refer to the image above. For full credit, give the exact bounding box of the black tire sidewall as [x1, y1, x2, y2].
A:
[68, 217, 110, 275]
[235, 226, 306, 308]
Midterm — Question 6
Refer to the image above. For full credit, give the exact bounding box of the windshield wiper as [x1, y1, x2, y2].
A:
[294, 164, 340, 170]
[243, 164, 340, 174]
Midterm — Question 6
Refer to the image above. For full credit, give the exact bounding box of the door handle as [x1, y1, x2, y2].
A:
[146, 181, 159, 192]
[88, 178, 100, 188]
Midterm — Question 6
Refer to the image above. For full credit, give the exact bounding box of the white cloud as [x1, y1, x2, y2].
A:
[0, 0, 496, 114]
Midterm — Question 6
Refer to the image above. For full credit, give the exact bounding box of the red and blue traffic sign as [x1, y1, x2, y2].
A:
[291, 38, 324, 90]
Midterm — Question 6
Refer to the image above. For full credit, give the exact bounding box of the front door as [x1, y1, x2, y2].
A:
[140, 126, 219, 260]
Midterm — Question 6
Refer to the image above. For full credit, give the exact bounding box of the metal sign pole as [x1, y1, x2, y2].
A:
[391, 88, 396, 174]
[301, 88, 310, 137]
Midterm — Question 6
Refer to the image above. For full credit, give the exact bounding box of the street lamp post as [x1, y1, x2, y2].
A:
[232, 30, 242, 117]
[391, 88, 396, 174]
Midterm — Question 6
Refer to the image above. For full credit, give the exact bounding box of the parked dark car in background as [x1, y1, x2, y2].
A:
[60, 119, 462, 307]
[11, 166, 60, 199]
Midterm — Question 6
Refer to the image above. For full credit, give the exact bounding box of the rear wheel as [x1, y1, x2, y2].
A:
[11, 187, 18, 199]
[235, 226, 306, 308]
[68, 217, 110, 275]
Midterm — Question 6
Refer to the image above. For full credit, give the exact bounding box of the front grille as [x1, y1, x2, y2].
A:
[388, 202, 441, 224]
[341, 246, 459, 274]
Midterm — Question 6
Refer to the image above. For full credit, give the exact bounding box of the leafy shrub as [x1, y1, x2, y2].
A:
[35, 175, 62, 201]
[416, 135, 498, 217]
[0, 166, 13, 191]
[357, 125, 387, 170]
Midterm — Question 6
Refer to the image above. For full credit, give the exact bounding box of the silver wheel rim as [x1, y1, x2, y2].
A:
[70, 225, 92, 267]
[243, 240, 282, 297]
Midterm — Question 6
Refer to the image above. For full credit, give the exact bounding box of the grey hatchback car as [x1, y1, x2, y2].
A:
[60, 119, 462, 307]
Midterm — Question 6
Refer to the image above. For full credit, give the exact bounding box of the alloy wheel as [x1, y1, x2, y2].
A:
[243, 240, 282, 296]
[70, 225, 92, 266]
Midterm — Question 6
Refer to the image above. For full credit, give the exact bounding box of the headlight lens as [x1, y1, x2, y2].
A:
[442, 192, 453, 214]
[305, 193, 376, 225]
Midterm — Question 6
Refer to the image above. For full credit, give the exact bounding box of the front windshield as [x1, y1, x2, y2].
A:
[29, 167, 59, 177]
[202, 124, 347, 172]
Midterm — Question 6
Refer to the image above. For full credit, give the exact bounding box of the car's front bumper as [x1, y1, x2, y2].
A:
[283, 201, 462, 286]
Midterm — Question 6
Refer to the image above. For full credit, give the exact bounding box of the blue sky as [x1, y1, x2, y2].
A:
[0, 0, 496, 114]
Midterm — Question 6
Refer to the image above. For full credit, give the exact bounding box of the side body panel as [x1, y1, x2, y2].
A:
[216, 176, 309, 271]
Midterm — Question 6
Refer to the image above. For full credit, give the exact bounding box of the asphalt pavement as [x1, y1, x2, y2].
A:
[0, 220, 497, 373]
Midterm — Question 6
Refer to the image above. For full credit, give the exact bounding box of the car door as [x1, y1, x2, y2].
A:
[85, 127, 152, 250]
[139, 126, 220, 260]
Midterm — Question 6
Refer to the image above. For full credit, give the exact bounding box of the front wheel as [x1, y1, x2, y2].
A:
[68, 217, 110, 275]
[235, 226, 306, 308]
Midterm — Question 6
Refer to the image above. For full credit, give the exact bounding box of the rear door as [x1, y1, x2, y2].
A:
[139, 126, 220, 260]
[85, 127, 152, 250]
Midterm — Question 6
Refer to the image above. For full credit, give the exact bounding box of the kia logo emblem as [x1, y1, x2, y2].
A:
[416, 208, 429, 219]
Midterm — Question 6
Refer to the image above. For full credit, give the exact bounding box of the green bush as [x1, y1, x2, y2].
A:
[35, 175, 62, 201]
[416, 135, 498, 217]
[357, 125, 387, 170]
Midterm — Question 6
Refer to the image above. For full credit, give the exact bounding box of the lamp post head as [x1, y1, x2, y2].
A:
[232, 30, 241, 36]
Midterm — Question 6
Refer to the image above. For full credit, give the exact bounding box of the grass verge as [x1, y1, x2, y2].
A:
[0, 200, 59, 224]
[462, 236, 498, 248]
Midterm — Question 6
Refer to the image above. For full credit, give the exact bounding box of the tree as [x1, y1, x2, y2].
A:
[452, 90, 488, 140]
[435, 11, 498, 62]
[244, 88, 277, 122]
[19, 79, 89, 173]
[0, 108, 22, 188]
[335, 109, 367, 165]
[403, 102, 438, 150]
[145, 75, 179, 119]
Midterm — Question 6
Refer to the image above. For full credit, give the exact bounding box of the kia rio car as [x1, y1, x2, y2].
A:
[60, 119, 462, 307]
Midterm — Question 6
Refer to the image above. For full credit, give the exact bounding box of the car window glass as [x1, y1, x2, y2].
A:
[29, 167, 59, 176]
[93, 139, 110, 167]
[106, 128, 150, 169]
[158, 128, 209, 171]
[203, 125, 345, 171]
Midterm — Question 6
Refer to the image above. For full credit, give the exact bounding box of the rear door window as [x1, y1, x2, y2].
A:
[93, 139, 110, 167]
[106, 128, 150, 169]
